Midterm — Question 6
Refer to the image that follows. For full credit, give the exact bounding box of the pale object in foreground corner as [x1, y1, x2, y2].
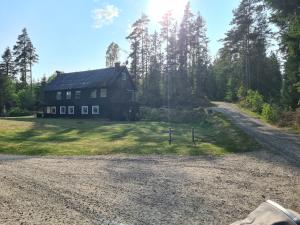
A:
[230, 200, 300, 225]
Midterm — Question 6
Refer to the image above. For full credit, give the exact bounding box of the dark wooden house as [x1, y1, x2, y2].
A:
[43, 63, 138, 120]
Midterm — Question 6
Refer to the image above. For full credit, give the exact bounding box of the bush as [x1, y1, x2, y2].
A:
[7, 107, 31, 117]
[17, 88, 36, 110]
[242, 90, 264, 113]
[261, 103, 279, 123]
[140, 107, 207, 123]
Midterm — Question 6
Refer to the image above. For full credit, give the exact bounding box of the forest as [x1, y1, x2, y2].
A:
[0, 0, 299, 125]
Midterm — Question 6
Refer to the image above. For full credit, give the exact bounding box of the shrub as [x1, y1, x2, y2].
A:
[17, 88, 36, 110]
[243, 90, 264, 113]
[8, 107, 31, 117]
[237, 85, 247, 100]
[140, 107, 207, 123]
[261, 103, 279, 123]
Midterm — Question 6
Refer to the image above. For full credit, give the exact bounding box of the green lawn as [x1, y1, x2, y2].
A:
[0, 114, 260, 156]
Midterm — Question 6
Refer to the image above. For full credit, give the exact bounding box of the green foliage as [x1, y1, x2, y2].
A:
[261, 103, 279, 123]
[241, 90, 264, 113]
[7, 107, 31, 117]
[140, 107, 207, 123]
[266, 0, 300, 109]
[17, 88, 36, 110]
[237, 85, 247, 100]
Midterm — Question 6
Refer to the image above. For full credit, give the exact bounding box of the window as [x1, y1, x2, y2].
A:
[122, 72, 127, 80]
[46, 106, 51, 114]
[50, 106, 56, 114]
[60, 106, 66, 114]
[75, 91, 81, 99]
[81, 106, 88, 114]
[66, 91, 72, 100]
[68, 106, 74, 115]
[100, 88, 107, 98]
[90, 89, 97, 98]
[92, 105, 99, 115]
[56, 91, 62, 100]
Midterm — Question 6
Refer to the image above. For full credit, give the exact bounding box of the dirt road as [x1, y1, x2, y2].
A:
[211, 102, 300, 166]
[0, 153, 299, 225]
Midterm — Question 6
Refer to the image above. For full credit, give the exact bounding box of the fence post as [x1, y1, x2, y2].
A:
[169, 127, 172, 145]
[192, 127, 195, 145]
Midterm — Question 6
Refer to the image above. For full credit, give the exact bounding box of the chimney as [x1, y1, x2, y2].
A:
[56, 70, 64, 76]
[115, 62, 121, 69]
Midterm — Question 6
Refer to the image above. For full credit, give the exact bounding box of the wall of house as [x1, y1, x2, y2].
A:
[43, 71, 138, 120]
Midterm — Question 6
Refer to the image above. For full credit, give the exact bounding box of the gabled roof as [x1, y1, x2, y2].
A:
[43, 66, 126, 91]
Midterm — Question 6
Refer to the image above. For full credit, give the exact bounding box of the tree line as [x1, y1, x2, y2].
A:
[210, 0, 300, 112]
[106, 0, 299, 113]
[116, 2, 210, 108]
[0, 28, 46, 116]
[1, 0, 299, 117]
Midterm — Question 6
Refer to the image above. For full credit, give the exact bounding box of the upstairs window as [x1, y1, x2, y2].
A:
[66, 91, 72, 100]
[75, 91, 81, 99]
[81, 106, 88, 115]
[56, 91, 62, 100]
[122, 72, 127, 80]
[100, 88, 107, 98]
[60, 106, 66, 114]
[90, 89, 97, 98]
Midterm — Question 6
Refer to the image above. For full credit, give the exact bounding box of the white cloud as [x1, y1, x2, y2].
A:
[92, 5, 120, 29]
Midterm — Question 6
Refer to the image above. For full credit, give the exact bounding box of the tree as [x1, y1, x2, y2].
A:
[0, 48, 17, 115]
[105, 42, 120, 67]
[13, 28, 38, 90]
[1, 47, 15, 79]
[266, 0, 300, 108]
[126, 14, 150, 100]
[27, 40, 38, 90]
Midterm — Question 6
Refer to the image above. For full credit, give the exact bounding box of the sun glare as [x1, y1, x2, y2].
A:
[147, 0, 188, 22]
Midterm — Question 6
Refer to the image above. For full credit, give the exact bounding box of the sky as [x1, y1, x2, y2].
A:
[0, 0, 240, 80]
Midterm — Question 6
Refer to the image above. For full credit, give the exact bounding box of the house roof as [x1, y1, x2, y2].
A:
[43, 66, 127, 91]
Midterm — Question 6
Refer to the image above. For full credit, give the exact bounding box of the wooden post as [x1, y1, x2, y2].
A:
[192, 127, 195, 145]
[168, 127, 172, 145]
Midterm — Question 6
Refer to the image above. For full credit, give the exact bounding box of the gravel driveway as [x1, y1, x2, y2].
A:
[211, 102, 300, 165]
[0, 153, 299, 225]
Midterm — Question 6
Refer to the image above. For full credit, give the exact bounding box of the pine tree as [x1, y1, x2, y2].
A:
[266, 0, 300, 108]
[27, 40, 38, 90]
[1, 47, 15, 79]
[105, 42, 120, 67]
[13, 28, 38, 90]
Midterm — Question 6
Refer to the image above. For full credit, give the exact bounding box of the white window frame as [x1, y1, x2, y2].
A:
[75, 91, 81, 99]
[92, 105, 99, 115]
[46, 106, 51, 114]
[56, 91, 62, 100]
[81, 106, 88, 115]
[60, 106, 66, 115]
[90, 89, 97, 99]
[68, 106, 75, 115]
[50, 106, 56, 114]
[100, 88, 107, 98]
[66, 91, 72, 100]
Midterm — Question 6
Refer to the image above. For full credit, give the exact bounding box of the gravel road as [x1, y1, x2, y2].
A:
[0, 153, 299, 225]
[211, 102, 300, 166]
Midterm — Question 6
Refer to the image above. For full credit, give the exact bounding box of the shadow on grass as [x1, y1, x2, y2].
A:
[0, 116, 259, 157]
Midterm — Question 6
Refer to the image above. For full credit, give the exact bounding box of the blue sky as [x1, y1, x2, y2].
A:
[0, 0, 240, 80]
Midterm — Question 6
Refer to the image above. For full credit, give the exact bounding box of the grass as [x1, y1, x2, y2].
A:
[0, 113, 260, 156]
